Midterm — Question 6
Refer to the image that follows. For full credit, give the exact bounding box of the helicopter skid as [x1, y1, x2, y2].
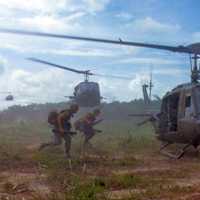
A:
[159, 143, 191, 159]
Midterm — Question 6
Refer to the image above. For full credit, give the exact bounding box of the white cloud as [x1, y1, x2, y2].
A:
[0, 66, 80, 109]
[82, 0, 111, 12]
[192, 32, 200, 43]
[39, 48, 118, 57]
[0, 0, 110, 17]
[128, 73, 148, 90]
[116, 12, 133, 21]
[0, 0, 116, 58]
[119, 57, 183, 65]
[0, 55, 7, 73]
[0, 0, 110, 32]
[153, 68, 188, 76]
[19, 15, 78, 32]
[131, 17, 181, 33]
[0, 0, 69, 15]
[20, 16, 66, 31]
[0, 13, 85, 33]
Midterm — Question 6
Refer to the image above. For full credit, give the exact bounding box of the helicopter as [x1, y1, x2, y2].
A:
[28, 57, 132, 107]
[1, 28, 200, 158]
[0, 92, 14, 101]
[0, 90, 39, 104]
[6, 94, 14, 101]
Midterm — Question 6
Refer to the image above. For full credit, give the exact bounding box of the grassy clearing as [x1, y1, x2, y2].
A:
[0, 121, 199, 200]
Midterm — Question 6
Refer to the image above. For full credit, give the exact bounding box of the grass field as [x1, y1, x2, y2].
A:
[0, 121, 200, 200]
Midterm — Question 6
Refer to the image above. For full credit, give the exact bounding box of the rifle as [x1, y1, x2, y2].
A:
[52, 129, 77, 135]
[129, 113, 158, 127]
[92, 119, 103, 133]
[128, 114, 152, 117]
[92, 119, 104, 126]
[94, 129, 102, 133]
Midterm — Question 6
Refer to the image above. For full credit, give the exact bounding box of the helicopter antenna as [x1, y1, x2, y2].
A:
[191, 54, 200, 83]
[189, 54, 193, 73]
[84, 71, 90, 82]
[142, 83, 150, 105]
[149, 67, 153, 101]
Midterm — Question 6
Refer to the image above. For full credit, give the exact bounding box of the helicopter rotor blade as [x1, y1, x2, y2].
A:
[0, 92, 12, 94]
[93, 73, 134, 80]
[0, 28, 198, 54]
[28, 58, 93, 75]
[28, 58, 133, 80]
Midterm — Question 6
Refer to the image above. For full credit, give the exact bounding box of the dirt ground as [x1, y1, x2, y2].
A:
[0, 122, 199, 200]
[0, 143, 200, 200]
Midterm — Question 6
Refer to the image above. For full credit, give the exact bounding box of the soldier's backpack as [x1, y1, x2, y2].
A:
[48, 110, 58, 125]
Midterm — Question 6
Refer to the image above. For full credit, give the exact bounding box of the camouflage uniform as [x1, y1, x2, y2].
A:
[75, 109, 102, 148]
[39, 105, 79, 158]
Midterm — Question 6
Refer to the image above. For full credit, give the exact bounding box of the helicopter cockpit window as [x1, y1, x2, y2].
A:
[79, 82, 98, 92]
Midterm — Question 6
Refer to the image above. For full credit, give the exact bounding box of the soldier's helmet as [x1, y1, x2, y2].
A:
[93, 108, 101, 116]
[70, 104, 79, 113]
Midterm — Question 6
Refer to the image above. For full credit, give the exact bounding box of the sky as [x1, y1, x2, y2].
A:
[0, 0, 199, 109]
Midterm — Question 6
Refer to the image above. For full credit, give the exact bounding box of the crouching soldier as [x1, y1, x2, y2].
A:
[75, 109, 103, 150]
[39, 104, 79, 158]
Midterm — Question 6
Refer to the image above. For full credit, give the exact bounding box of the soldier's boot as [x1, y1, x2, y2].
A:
[38, 139, 62, 151]
[38, 143, 51, 151]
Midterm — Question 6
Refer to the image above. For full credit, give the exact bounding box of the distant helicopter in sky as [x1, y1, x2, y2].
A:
[0, 90, 37, 104]
[6, 94, 14, 101]
[0, 92, 14, 101]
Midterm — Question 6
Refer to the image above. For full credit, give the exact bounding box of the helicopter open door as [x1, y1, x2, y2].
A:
[184, 94, 193, 119]
[169, 93, 180, 132]
[193, 86, 200, 118]
[178, 89, 194, 120]
[161, 92, 180, 132]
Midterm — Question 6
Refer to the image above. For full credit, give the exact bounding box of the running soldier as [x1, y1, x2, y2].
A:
[39, 104, 79, 158]
[75, 108, 103, 149]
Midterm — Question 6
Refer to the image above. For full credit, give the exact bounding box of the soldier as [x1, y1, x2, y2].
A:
[75, 108, 103, 149]
[39, 104, 79, 158]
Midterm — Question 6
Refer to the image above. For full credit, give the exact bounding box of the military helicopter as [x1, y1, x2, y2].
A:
[28, 57, 132, 107]
[6, 94, 14, 101]
[2, 28, 200, 158]
[0, 92, 14, 101]
[0, 90, 38, 104]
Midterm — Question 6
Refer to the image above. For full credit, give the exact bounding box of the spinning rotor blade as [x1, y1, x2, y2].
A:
[0, 92, 12, 94]
[28, 58, 92, 75]
[29, 58, 133, 80]
[0, 28, 199, 54]
[93, 73, 133, 80]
